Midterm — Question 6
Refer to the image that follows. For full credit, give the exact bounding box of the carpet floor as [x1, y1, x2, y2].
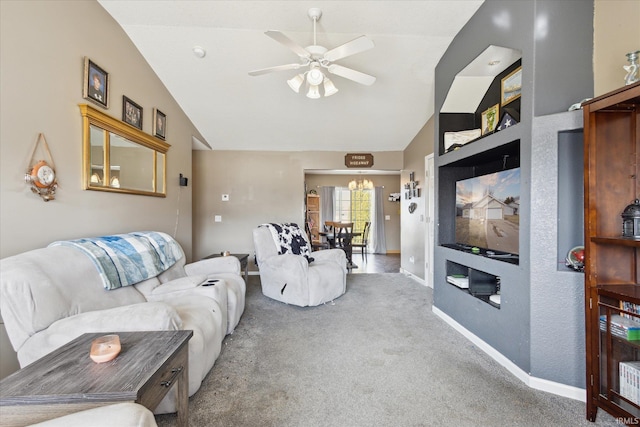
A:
[156, 273, 618, 427]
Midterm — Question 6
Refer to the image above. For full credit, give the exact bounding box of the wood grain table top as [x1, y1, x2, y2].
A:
[0, 330, 192, 406]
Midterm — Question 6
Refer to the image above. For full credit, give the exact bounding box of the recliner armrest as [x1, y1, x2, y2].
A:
[185, 256, 241, 276]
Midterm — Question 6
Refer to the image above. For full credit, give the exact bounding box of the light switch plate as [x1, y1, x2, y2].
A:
[214, 215, 222, 222]
[222, 194, 229, 201]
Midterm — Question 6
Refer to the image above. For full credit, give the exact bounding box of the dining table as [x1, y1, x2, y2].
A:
[319, 230, 362, 270]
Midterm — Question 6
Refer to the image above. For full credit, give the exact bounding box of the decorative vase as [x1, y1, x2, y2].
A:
[624, 50, 639, 85]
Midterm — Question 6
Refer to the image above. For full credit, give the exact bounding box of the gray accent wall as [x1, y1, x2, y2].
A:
[433, 0, 594, 389]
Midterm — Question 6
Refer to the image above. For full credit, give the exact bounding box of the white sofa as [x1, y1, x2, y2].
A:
[28, 403, 157, 427]
[0, 232, 245, 415]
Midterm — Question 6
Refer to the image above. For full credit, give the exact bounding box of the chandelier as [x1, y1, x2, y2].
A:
[348, 178, 374, 191]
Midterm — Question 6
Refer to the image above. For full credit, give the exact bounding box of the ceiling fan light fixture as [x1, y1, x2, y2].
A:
[287, 73, 305, 93]
[307, 67, 324, 86]
[323, 77, 338, 97]
[307, 84, 321, 99]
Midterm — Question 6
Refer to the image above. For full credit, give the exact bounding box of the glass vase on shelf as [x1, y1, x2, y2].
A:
[624, 50, 639, 86]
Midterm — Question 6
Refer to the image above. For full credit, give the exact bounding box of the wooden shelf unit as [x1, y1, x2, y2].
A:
[583, 81, 640, 423]
[306, 194, 321, 244]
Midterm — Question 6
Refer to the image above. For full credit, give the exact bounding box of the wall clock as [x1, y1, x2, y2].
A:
[25, 134, 58, 201]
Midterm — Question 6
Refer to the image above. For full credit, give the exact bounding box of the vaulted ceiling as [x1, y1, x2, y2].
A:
[98, 1, 483, 152]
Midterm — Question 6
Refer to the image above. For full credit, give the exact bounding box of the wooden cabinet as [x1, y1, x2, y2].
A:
[306, 194, 320, 243]
[583, 82, 640, 422]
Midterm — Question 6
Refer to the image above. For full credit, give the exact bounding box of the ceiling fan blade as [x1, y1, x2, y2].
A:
[327, 64, 376, 86]
[248, 63, 302, 76]
[323, 36, 374, 62]
[265, 30, 310, 59]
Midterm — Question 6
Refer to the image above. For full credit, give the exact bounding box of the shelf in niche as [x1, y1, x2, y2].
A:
[442, 243, 519, 265]
[439, 126, 521, 167]
[446, 260, 501, 308]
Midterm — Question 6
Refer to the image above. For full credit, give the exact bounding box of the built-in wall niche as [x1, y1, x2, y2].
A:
[438, 139, 521, 265]
[446, 261, 501, 308]
[557, 129, 584, 271]
[439, 45, 522, 155]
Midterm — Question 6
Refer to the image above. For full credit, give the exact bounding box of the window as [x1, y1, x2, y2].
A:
[333, 187, 372, 244]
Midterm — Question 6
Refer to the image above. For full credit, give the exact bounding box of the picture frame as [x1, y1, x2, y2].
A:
[122, 96, 143, 130]
[481, 103, 499, 135]
[153, 108, 166, 140]
[83, 57, 109, 108]
[501, 66, 522, 106]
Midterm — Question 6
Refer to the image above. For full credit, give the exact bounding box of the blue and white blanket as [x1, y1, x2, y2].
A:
[49, 231, 183, 290]
[260, 223, 314, 263]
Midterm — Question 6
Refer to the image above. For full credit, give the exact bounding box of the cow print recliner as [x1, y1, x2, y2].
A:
[252, 223, 347, 307]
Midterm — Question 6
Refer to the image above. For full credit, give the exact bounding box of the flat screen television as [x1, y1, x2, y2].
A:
[455, 167, 520, 255]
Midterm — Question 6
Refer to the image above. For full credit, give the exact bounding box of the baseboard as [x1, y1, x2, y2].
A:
[400, 269, 426, 286]
[386, 250, 400, 254]
[432, 306, 586, 402]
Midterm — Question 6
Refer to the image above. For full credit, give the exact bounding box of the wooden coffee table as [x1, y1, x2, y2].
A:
[0, 330, 192, 427]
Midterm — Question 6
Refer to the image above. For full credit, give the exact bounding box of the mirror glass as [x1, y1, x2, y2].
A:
[80, 104, 170, 197]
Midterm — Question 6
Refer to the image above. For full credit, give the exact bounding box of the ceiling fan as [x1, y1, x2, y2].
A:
[248, 7, 376, 98]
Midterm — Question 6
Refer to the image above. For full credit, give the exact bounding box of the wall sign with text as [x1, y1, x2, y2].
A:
[345, 153, 374, 168]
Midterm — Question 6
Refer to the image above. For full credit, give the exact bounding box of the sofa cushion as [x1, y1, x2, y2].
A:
[17, 302, 182, 367]
[0, 246, 146, 352]
[48, 232, 183, 290]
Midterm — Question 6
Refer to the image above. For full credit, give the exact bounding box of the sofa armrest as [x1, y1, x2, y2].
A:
[185, 256, 241, 276]
[17, 302, 182, 367]
[150, 275, 208, 295]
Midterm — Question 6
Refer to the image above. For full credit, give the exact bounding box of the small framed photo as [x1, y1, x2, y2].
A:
[153, 108, 166, 140]
[481, 103, 499, 135]
[122, 96, 143, 130]
[501, 66, 522, 106]
[83, 57, 109, 108]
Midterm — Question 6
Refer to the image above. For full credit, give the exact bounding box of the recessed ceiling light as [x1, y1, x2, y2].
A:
[488, 60, 501, 66]
[193, 46, 206, 58]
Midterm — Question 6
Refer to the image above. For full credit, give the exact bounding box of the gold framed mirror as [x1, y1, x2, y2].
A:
[79, 104, 170, 197]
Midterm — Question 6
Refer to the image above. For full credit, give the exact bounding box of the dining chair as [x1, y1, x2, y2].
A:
[324, 221, 337, 248]
[352, 221, 371, 260]
[306, 222, 329, 251]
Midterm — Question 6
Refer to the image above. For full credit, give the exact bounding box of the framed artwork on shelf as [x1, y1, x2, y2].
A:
[122, 96, 143, 130]
[481, 103, 499, 135]
[153, 108, 166, 140]
[83, 57, 109, 109]
[501, 66, 522, 106]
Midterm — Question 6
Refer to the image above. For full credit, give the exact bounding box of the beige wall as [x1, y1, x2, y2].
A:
[303, 174, 402, 252]
[0, 0, 633, 380]
[191, 150, 402, 261]
[0, 0, 203, 378]
[401, 117, 435, 279]
[594, 0, 640, 96]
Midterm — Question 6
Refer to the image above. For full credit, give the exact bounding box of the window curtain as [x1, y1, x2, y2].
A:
[320, 186, 334, 229]
[371, 186, 387, 254]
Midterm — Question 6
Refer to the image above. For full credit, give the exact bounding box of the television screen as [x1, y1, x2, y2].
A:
[455, 168, 520, 255]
